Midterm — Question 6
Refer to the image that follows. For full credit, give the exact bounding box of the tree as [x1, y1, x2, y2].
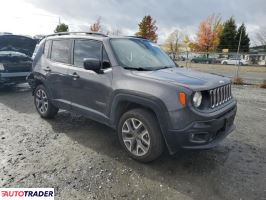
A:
[164, 30, 182, 58]
[136, 15, 158, 42]
[256, 27, 266, 48]
[107, 28, 123, 36]
[236, 23, 250, 52]
[195, 14, 223, 53]
[90, 17, 101, 32]
[54, 23, 69, 33]
[218, 17, 237, 52]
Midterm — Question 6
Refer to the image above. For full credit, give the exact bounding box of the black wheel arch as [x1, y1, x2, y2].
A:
[28, 72, 51, 97]
[109, 90, 172, 152]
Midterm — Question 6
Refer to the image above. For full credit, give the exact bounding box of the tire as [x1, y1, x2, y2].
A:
[223, 61, 228, 65]
[34, 85, 58, 118]
[239, 62, 243, 66]
[117, 108, 164, 162]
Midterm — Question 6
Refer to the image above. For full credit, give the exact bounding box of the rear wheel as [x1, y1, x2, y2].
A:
[34, 85, 58, 118]
[118, 108, 164, 162]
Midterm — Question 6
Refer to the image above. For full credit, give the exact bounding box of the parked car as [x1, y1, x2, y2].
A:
[28, 32, 237, 162]
[221, 58, 248, 66]
[175, 55, 186, 61]
[0, 34, 37, 87]
[191, 55, 216, 64]
[215, 57, 227, 64]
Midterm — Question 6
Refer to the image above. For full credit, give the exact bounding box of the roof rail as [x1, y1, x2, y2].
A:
[127, 36, 149, 40]
[45, 32, 108, 38]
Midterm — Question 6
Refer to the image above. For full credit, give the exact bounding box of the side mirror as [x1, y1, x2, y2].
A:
[83, 58, 101, 72]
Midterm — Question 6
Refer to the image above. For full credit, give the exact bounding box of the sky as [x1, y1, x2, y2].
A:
[0, 0, 265, 45]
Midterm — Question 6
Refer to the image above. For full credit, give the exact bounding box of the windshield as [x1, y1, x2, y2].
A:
[110, 38, 176, 70]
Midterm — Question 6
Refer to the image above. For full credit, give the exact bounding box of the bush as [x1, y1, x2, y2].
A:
[259, 80, 266, 89]
[233, 77, 244, 85]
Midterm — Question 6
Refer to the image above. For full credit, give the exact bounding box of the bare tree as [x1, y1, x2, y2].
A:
[256, 27, 266, 47]
[90, 17, 101, 32]
[107, 28, 123, 36]
[164, 30, 182, 59]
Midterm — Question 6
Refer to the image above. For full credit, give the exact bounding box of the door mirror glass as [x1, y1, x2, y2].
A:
[83, 58, 101, 72]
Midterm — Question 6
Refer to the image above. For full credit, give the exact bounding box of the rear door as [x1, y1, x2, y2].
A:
[44, 39, 72, 110]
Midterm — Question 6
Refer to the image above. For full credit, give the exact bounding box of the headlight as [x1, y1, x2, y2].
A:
[0, 63, 4, 71]
[192, 91, 202, 107]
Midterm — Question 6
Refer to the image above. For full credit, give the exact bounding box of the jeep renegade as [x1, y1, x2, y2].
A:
[28, 32, 237, 162]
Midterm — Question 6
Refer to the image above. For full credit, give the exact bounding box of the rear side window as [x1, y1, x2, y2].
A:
[50, 40, 71, 64]
[73, 40, 102, 67]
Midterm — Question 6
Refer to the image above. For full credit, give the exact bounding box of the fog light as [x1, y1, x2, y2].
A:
[191, 133, 208, 143]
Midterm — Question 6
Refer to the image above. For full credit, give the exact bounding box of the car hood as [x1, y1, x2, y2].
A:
[0, 35, 38, 57]
[0, 51, 32, 63]
[132, 67, 230, 90]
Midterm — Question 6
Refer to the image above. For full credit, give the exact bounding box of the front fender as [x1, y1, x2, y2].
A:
[109, 90, 170, 128]
[108, 90, 175, 152]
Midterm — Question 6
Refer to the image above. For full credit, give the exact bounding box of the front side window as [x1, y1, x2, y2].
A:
[74, 39, 102, 68]
[110, 38, 175, 70]
[50, 40, 71, 64]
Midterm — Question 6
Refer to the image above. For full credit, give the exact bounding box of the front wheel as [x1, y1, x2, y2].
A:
[34, 85, 58, 118]
[118, 109, 164, 162]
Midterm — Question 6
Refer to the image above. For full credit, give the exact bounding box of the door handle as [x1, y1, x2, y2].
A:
[70, 72, 80, 79]
[44, 66, 51, 72]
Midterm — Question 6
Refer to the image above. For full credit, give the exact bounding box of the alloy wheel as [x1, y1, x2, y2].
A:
[122, 118, 151, 157]
[35, 89, 49, 114]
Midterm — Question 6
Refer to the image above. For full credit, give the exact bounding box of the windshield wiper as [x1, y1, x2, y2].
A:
[123, 67, 152, 71]
[154, 66, 175, 70]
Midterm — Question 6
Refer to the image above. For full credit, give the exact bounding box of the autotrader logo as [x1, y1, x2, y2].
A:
[0, 188, 54, 200]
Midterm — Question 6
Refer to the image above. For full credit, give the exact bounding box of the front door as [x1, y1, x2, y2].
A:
[67, 39, 113, 123]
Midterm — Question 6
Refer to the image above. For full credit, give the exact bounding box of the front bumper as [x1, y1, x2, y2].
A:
[165, 104, 237, 154]
[0, 72, 30, 85]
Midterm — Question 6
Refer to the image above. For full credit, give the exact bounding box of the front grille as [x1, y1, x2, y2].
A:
[209, 84, 232, 108]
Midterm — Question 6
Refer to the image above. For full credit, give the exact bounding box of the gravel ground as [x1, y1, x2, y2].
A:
[0, 84, 266, 200]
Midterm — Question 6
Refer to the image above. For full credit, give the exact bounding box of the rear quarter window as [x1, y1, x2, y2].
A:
[44, 40, 52, 57]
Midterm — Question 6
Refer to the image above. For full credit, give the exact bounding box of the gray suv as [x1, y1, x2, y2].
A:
[28, 32, 237, 162]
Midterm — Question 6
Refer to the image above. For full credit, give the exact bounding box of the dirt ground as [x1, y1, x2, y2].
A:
[0, 84, 266, 200]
